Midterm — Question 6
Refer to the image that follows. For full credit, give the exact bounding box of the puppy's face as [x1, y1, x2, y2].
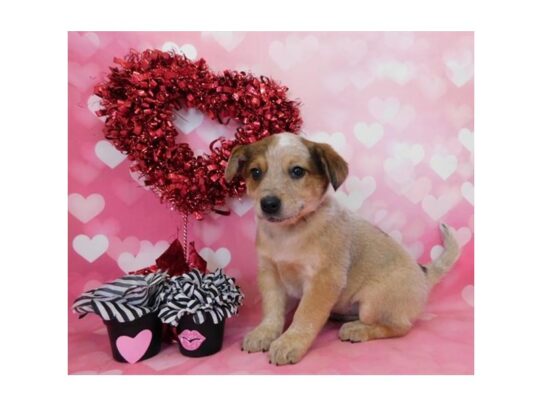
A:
[225, 133, 348, 225]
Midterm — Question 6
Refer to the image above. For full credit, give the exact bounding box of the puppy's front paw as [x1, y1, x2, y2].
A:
[268, 332, 308, 365]
[242, 325, 281, 353]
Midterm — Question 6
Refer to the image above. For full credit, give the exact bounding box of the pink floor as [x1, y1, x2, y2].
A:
[68, 261, 473, 375]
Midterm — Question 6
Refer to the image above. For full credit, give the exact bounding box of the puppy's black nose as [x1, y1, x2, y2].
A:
[260, 195, 281, 215]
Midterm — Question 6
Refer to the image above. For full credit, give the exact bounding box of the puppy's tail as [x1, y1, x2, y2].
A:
[423, 223, 461, 287]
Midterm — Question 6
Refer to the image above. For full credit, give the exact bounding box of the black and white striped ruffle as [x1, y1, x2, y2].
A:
[159, 269, 244, 326]
[73, 273, 167, 323]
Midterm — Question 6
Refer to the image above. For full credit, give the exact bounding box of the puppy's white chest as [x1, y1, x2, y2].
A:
[262, 232, 307, 264]
[276, 261, 316, 299]
[265, 240, 317, 298]
[258, 224, 319, 298]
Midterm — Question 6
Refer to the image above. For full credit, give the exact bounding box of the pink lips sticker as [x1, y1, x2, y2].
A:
[115, 329, 152, 364]
[178, 329, 206, 351]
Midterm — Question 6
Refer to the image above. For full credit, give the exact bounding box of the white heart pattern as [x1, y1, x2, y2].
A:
[323, 72, 351, 93]
[107, 236, 140, 261]
[384, 156, 415, 185]
[202, 31, 245, 51]
[196, 221, 223, 246]
[401, 177, 432, 204]
[458, 128, 474, 153]
[391, 104, 416, 130]
[161, 41, 197, 60]
[195, 120, 227, 144]
[430, 153, 458, 180]
[447, 104, 473, 128]
[230, 197, 254, 217]
[269, 35, 319, 71]
[349, 69, 375, 90]
[452, 226, 472, 247]
[173, 108, 204, 135]
[95, 140, 127, 169]
[305, 131, 351, 160]
[335, 176, 376, 211]
[73, 234, 109, 263]
[444, 48, 474, 87]
[371, 58, 416, 85]
[320, 37, 368, 66]
[117, 240, 169, 273]
[418, 72, 447, 101]
[375, 210, 407, 234]
[129, 170, 151, 190]
[393, 143, 425, 165]
[422, 193, 457, 220]
[354, 122, 384, 148]
[199, 247, 232, 272]
[461, 181, 474, 205]
[368, 97, 400, 123]
[68, 193, 105, 223]
[383, 32, 415, 51]
[87, 95, 106, 122]
[71, 32, 101, 60]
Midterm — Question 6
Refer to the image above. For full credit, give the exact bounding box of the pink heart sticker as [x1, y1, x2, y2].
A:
[115, 329, 152, 364]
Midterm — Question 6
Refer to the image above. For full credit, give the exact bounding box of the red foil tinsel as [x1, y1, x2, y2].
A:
[94, 49, 302, 218]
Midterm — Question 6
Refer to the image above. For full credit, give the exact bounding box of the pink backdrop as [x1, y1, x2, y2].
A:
[68, 31, 474, 374]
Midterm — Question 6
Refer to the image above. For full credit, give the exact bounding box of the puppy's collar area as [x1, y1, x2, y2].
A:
[260, 209, 303, 225]
[260, 194, 331, 227]
[264, 214, 298, 224]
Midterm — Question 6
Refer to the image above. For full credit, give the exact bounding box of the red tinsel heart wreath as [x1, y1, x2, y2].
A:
[94, 49, 302, 220]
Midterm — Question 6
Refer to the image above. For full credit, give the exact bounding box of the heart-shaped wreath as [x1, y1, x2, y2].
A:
[95, 49, 302, 219]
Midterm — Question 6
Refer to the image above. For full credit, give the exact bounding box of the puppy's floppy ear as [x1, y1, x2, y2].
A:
[225, 145, 248, 182]
[310, 142, 349, 190]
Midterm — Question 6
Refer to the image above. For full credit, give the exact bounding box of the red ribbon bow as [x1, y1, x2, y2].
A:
[130, 239, 207, 276]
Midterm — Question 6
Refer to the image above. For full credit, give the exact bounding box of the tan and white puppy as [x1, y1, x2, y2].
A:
[225, 132, 460, 365]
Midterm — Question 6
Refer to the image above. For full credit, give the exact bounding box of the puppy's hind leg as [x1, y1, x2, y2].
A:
[338, 320, 411, 342]
[338, 303, 411, 343]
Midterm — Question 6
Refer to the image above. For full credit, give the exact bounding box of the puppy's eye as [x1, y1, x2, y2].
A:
[290, 166, 305, 179]
[250, 168, 263, 181]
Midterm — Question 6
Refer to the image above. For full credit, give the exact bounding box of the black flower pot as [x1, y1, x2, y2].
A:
[103, 311, 162, 364]
[175, 314, 225, 357]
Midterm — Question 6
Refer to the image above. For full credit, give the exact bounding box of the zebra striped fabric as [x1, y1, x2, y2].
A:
[159, 269, 244, 326]
[73, 273, 167, 323]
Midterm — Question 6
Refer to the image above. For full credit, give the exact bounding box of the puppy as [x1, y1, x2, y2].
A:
[225, 132, 460, 365]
